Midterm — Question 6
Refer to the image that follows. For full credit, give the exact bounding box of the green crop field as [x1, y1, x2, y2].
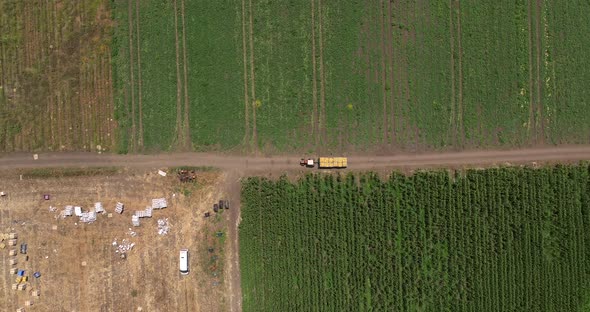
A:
[1, 1, 590, 153]
[240, 165, 590, 311]
[110, 0, 590, 153]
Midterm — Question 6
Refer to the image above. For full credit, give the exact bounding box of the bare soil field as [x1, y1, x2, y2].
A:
[0, 168, 232, 312]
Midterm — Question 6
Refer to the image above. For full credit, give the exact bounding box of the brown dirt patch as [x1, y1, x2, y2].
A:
[0, 168, 229, 312]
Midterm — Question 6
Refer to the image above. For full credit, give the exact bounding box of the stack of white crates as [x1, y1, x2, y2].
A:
[151, 198, 167, 210]
[64, 205, 73, 216]
[131, 215, 140, 227]
[134, 207, 153, 218]
[115, 202, 124, 214]
[80, 210, 97, 223]
[94, 202, 105, 213]
[74, 206, 83, 217]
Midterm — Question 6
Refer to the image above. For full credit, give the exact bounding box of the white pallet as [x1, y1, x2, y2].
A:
[115, 202, 124, 214]
[64, 206, 73, 216]
[151, 198, 167, 209]
[94, 202, 104, 213]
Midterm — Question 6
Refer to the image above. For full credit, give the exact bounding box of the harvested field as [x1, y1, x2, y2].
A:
[0, 168, 231, 311]
[0, 0, 115, 152]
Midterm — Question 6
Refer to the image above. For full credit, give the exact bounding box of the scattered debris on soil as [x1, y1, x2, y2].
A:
[157, 218, 170, 235]
[177, 170, 196, 182]
[113, 239, 135, 254]
[126, 228, 137, 237]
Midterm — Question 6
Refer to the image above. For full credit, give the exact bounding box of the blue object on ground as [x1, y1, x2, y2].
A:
[18, 270, 24, 276]
[33, 272, 41, 278]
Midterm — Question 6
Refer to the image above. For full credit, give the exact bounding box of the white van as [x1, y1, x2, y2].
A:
[179, 249, 189, 275]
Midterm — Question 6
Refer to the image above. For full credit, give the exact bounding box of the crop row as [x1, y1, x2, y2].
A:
[240, 165, 590, 311]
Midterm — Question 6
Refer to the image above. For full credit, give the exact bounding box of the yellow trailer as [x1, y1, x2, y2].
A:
[318, 157, 347, 169]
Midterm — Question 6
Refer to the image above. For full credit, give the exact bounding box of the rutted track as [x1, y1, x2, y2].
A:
[2, 146, 590, 171]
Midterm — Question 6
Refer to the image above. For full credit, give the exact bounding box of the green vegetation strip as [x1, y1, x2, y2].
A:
[20, 167, 120, 178]
[240, 165, 590, 311]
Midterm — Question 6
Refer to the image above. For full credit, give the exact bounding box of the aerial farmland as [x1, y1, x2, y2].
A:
[2, 1, 590, 312]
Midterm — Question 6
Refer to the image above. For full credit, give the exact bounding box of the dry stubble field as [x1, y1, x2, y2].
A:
[0, 168, 230, 312]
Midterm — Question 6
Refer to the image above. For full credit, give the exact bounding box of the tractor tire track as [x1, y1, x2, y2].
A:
[387, 0, 395, 146]
[535, 0, 545, 144]
[248, 0, 257, 150]
[241, 0, 251, 146]
[449, 0, 457, 146]
[527, 0, 536, 144]
[318, 0, 327, 148]
[108, 52, 117, 149]
[380, 0, 388, 145]
[181, 0, 191, 149]
[395, 0, 406, 146]
[311, 0, 319, 146]
[127, 0, 137, 152]
[456, 0, 465, 147]
[135, 0, 144, 148]
[173, 0, 184, 149]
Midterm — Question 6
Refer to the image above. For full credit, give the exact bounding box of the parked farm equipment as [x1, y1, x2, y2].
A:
[177, 170, 197, 183]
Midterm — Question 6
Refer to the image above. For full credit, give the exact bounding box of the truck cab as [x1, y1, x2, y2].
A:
[300, 158, 315, 168]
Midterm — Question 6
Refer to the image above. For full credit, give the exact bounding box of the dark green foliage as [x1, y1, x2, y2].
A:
[240, 165, 590, 311]
[20, 167, 119, 178]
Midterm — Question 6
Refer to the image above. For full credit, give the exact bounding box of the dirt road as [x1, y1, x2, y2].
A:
[2, 145, 590, 171]
[3, 145, 590, 312]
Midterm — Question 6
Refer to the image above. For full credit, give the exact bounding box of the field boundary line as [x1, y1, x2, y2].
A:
[135, 0, 144, 148]
[241, 0, 250, 146]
